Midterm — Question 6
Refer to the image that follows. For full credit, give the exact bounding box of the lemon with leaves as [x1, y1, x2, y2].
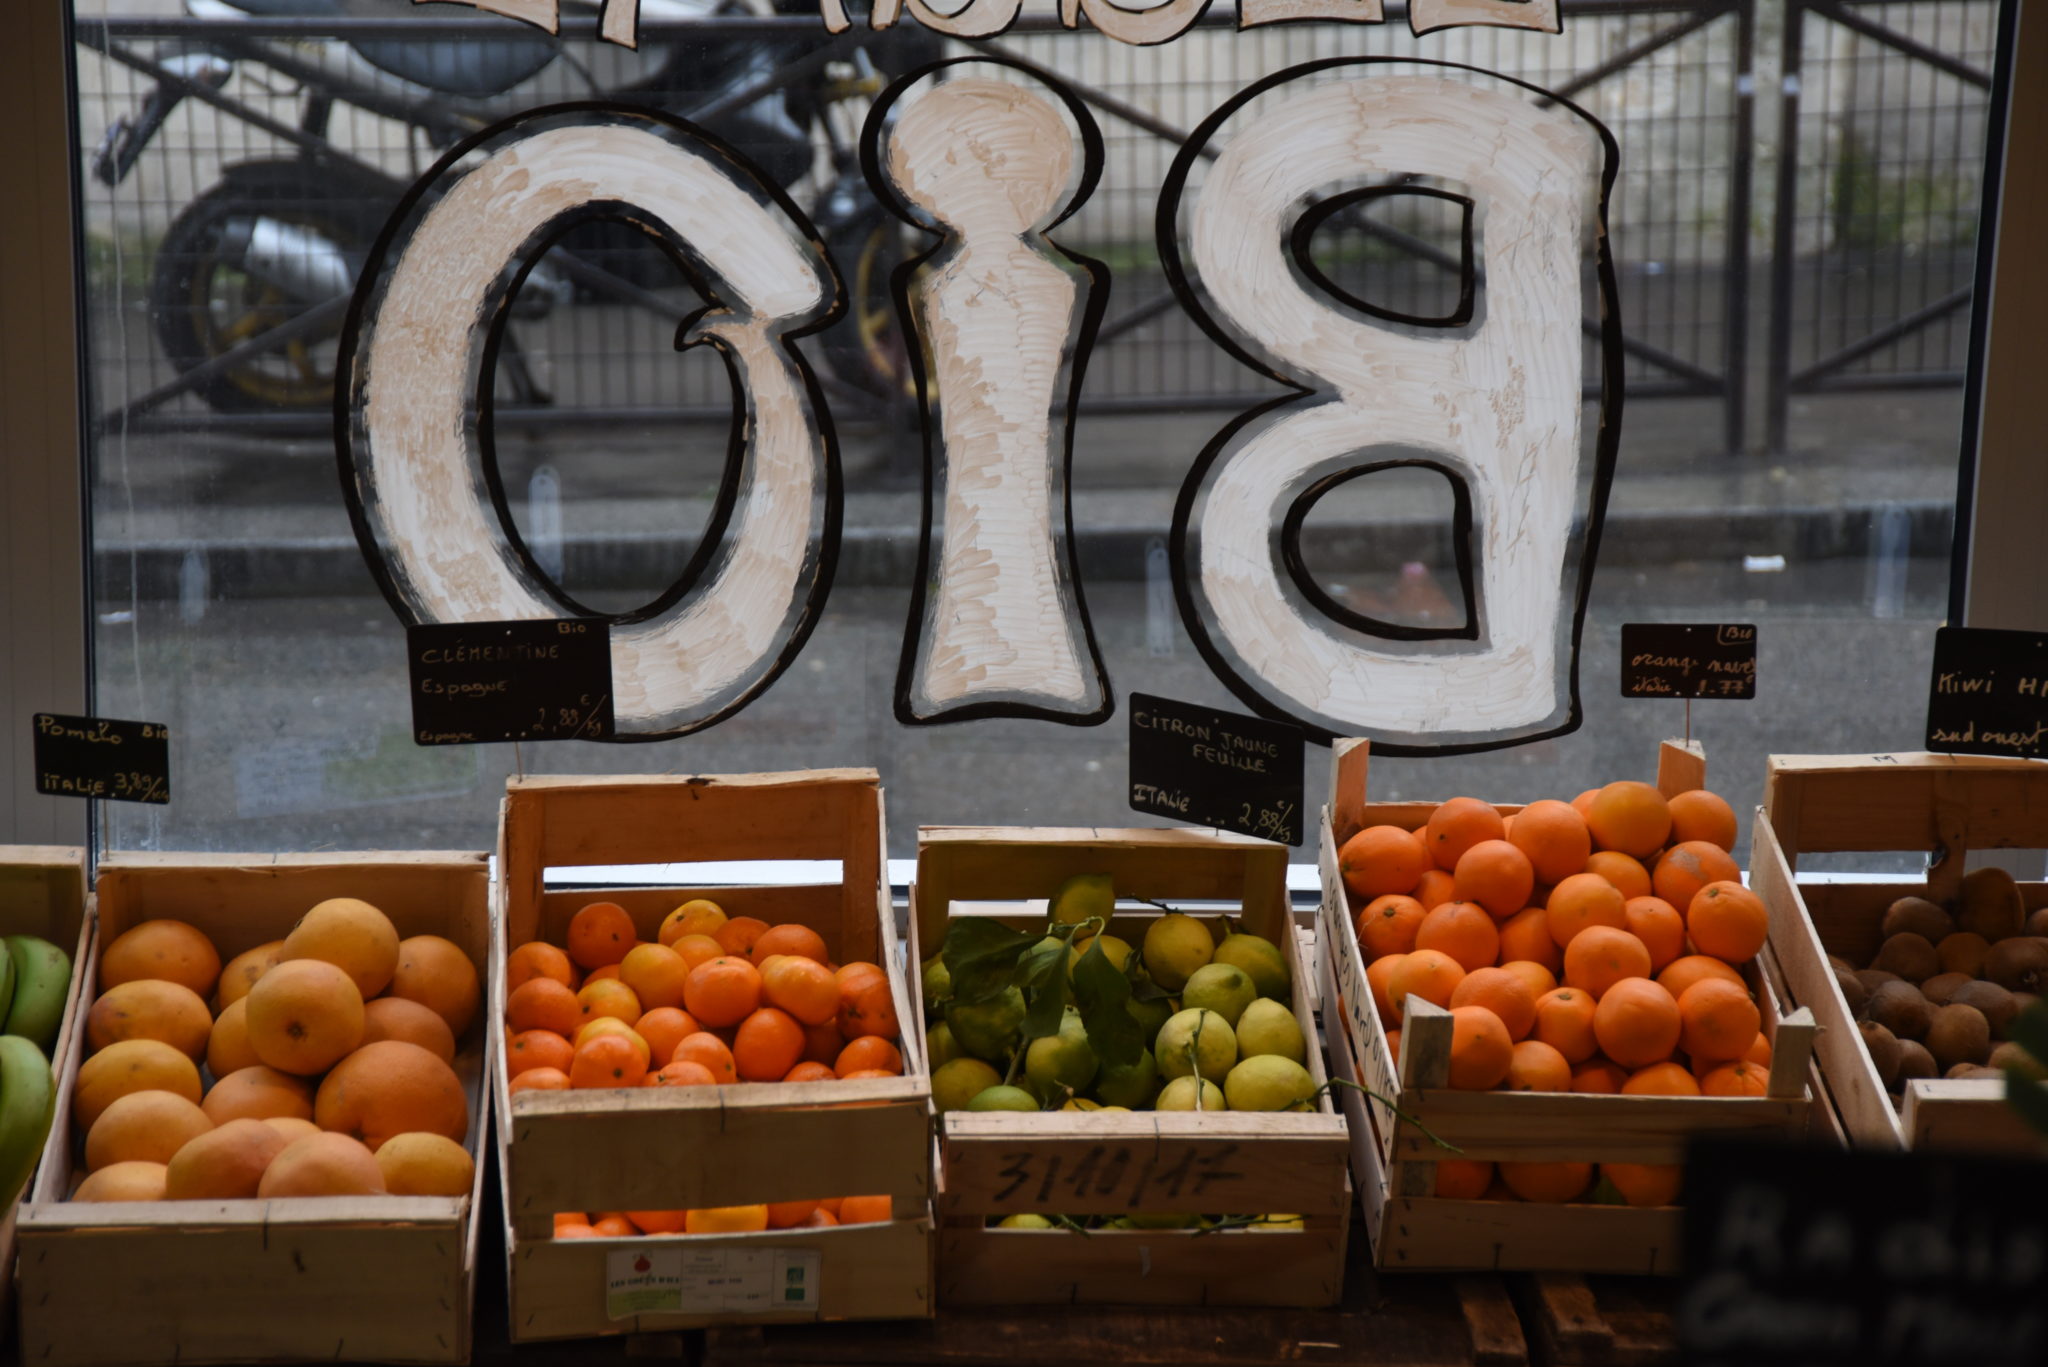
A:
[1155, 1007, 1236, 1082]
[1142, 913, 1214, 992]
[1213, 930, 1292, 1000]
[946, 985, 1025, 1063]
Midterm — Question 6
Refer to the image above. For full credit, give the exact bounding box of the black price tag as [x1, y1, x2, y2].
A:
[1127, 693, 1304, 845]
[1926, 626, 2048, 758]
[1679, 1137, 2048, 1367]
[32, 713, 170, 804]
[1621, 623, 1757, 699]
[407, 620, 614, 746]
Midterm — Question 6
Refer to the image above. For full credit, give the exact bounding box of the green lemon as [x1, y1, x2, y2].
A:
[1025, 1010, 1098, 1098]
[1155, 1007, 1237, 1082]
[1050, 873, 1114, 933]
[925, 1021, 965, 1070]
[998, 1213, 1055, 1229]
[1181, 962, 1257, 1027]
[946, 986, 1025, 1062]
[1156, 1075, 1227, 1111]
[1141, 913, 1215, 992]
[1233, 998, 1306, 1063]
[967, 1085, 1042, 1113]
[1071, 932, 1133, 974]
[1213, 932, 1293, 1000]
[921, 954, 952, 1015]
[932, 1057, 1003, 1113]
[1092, 1047, 1159, 1109]
[1126, 977, 1175, 1044]
[1223, 1054, 1318, 1112]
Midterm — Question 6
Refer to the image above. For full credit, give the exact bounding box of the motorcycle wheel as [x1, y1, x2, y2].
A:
[150, 162, 384, 413]
[820, 217, 918, 402]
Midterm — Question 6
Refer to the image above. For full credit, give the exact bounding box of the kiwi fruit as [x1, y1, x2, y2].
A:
[1896, 1039, 1938, 1083]
[1919, 971, 1973, 1007]
[1988, 1040, 2047, 1080]
[1925, 1003, 1992, 1071]
[1948, 979, 2017, 1038]
[2026, 907, 2048, 938]
[1828, 954, 1858, 975]
[1855, 968, 1901, 996]
[1834, 965, 1870, 1016]
[1866, 980, 1935, 1041]
[1945, 1063, 2001, 1081]
[1859, 1020, 1902, 1087]
[1958, 867, 2026, 942]
[1984, 937, 2048, 994]
[2010, 992, 2039, 1033]
[1881, 896, 1953, 944]
[1935, 932, 1991, 978]
[1871, 933, 1941, 984]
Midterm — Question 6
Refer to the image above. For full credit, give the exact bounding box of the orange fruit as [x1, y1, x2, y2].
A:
[315, 1040, 469, 1148]
[85, 1090, 213, 1172]
[584, 963, 623, 984]
[1449, 967, 1536, 1041]
[508, 941, 576, 992]
[1435, 1159, 1494, 1199]
[100, 919, 222, 999]
[244, 958, 365, 1076]
[1532, 987, 1599, 1064]
[618, 943, 693, 1012]
[1498, 959, 1558, 1004]
[259, 1132, 387, 1197]
[714, 917, 771, 959]
[783, 1061, 837, 1083]
[836, 1035, 904, 1077]
[1622, 1061, 1701, 1096]
[566, 902, 636, 970]
[554, 1211, 589, 1232]
[1546, 874, 1627, 949]
[836, 963, 899, 1040]
[1586, 781, 1672, 859]
[1571, 1058, 1629, 1093]
[281, 897, 401, 998]
[734, 1008, 806, 1081]
[576, 978, 643, 1029]
[627, 1210, 689, 1235]
[1506, 1039, 1571, 1092]
[1570, 789, 1600, 820]
[165, 1118, 290, 1199]
[683, 957, 762, 1029]
[574, 1016, 651, 1067]
[510, 1067, 570, 1094]
[1357, 896, 1427, 960]
[507, 1029, 576, 1079]
[1677, 978, 1761, 1065]
[1657, 954, 1745, 1000]
[766, 1199, 821, 1229]
[1584, 851, 1652, 901]
[751, 924, 829, 965]
[1386, 1028, 1401, 1060]
[801, 1019, 845, 1065]
[1701, 1059, 1770, 1096]
[1447, 1005, 1513, 1090]
[671, 1032, 739, 1085]
[1413, 868, 1459, 912]
[1507, 799, 1593, 886]
[87, 979, 213, 1062]
[590, 1214, 639, 1238]
[74, 1039, 203, 1132]
[1425, 798, 1507, 872]
[1743, 1032, 1772, 1067]
[760, 955, 840, 1027]
[659, 899, 727, 945]
[361, 996, 458, 1063]
[571, 1032, 650, 1089]
[1622, 897, 1687, 974]
[1337, 826, 1430, 900]
[1386, 949, 1465, 1015]
[801, 1209, 841, 1228]
[376, 1132, 476, 1196]
[1562, 926, 1653, 1000]
[1365, 954, 1407, 1027]
[1413, 902, 1500, 973]
[1499, 1161, 1591, 1203]
[652, 1060, 719, 1086]
[1592, 978, 1682, 1069]
[664, 935, 722, 974]
[838, 1195, 892, 1225]
[554, 1221, 599, 1239]
[1452, 840, 1535, 920]
[1496, 908, 1561, 974]
[634, 1007, 698, 1067]
[1652, 841, 1742, 914]
[507, 979, 581, 1035]
[1686, 882, 1768, 963]
[1604, 1163, 1683, 1207]
[685, 1205, 771, 1234]
[207, 998, 259, 1078]
[1668, 789, 1739, 851]
[216, 940, 284, 1010]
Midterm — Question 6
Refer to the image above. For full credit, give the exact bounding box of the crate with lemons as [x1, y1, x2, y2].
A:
[913, 826, 1349, 1308]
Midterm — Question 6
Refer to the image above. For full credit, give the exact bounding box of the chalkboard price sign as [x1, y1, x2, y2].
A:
[1925, 626, 2048, 759]
[1621, 623, 1757, 699]
[32, 713, 170, 804]
[407, 620, 614, 746]
[1127, 693, 1304, 845]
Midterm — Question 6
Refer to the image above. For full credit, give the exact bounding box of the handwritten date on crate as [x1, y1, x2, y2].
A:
[948, 1138, 1254, 1215]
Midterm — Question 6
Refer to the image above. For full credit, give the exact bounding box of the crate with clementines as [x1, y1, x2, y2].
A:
[494, 771, 932, 1340]
[1317, 739, 1822, 1273]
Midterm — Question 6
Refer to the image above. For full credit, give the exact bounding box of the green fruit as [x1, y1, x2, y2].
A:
[998, 1213, 1055, 1229]
[1071, 933, 1133, 974]
[925, 1022, 964, 1070]
[1126, 981, 1174, 1044]
[932, 1058, 1003, 1113]
[1224, 1054, 1318, 1112]
[1025, 1011, 1098, 1098]
[921, 954, 952, 1015]
[3, 938, 69, 1053]
[0, 1035, 55, 1210]
[1234, 998, 1306, 1063]
[1092, 1047, 1159, 1108]
[946, 986, 1026, 1062]
[1181, 963, 1257, 1027]
[1155, 1007, 1236, 1082]
[1141, 914, 1215, 992]
[1051, 873, 1114, 931]
[1213, 932, 1292, 1000]
[1156, 1075, 1226, 1111]
[967, 1085, 1042, 1113]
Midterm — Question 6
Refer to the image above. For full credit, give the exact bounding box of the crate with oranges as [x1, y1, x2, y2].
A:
[495, 771, 931, 1340]
[1317, 740, 1819, 1275]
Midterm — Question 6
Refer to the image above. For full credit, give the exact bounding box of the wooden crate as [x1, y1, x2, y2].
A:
[17, 851, 492, 1367]
[1318, 741, 1819, 1274]
[1754, 751, 2048, 1155]
[912, 825, 1351, 1308]
[495, 771, 933, 1341]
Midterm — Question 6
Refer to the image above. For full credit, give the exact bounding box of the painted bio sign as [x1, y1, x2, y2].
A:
[340, 5, 1619, 754]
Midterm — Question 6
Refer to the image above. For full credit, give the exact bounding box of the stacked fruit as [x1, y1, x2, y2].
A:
[505, 898, 901, 1237]
[1340, 781, 1769, 1208]
[70, 903, 478, 1203]
[0, 934, 74, 1210]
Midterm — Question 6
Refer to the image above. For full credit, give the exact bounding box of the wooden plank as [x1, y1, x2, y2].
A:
[1655, 740, 1706, 799]
[1377, 1198, 1683, 1276]
[511, 770, 881, 868]
[1454, 1275, 1533, 1367]
[1763, 752, 2048, 859]
[1389, 1091, 1808, 1166]
[1902, 1079, 2048, 1158]
[1512, 1272, 1680, 1367]
[936, 1221, 1347, 1308]
[1331, 738, 1371, 841]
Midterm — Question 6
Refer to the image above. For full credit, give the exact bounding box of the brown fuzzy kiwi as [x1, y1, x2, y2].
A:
[2010, 992, 2039, 1035]
[2026, 907, 2048, 938]
[1984, 937, 2048, 994]
[1859, 1020, 1902, 1087]
[1988, 1040, 2048, 1080]
[1855, 968, 1901, 996]
[1895, 1039, 1938, 1083]
[1944, 1063, 2001, 1080]
[1935, 932, 1991, 978]
[1828, 954, 1858, 975]
[1835, 966, 1871, 1016]
[1919, 971, 1974, 1007]
[1958, 867, 2026, 941]
[1866, 980, 1935, 1041]
[1924, 1003, 1992, 1071]
[1881, 896, 1953, 944]
[1948, 979, 2017, 1038]
[1871, 933, 1941, 984]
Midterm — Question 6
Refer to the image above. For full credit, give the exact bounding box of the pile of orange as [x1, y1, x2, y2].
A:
[1341, 780, 1772, 1210]
[505, 897, 900, 1237]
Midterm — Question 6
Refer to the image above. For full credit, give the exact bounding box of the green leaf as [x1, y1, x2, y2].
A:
[2004, 1069, 2048, 1139]
[2008, 1000, 2048, 1070]
[1072, 938, 1144, 1071]
[1020, 944, 1069, 1047]
[942, 919, 1039, 1005]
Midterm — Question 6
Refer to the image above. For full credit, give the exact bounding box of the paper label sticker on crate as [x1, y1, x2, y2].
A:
[32, 713, 170, 804]
[1127, 693, 1304, 845]
[1619, 623, 1757, 699]
[1925, 626, 2048, 758]
[406, 619, 614, 745]
[605, 1247, 821, 1320]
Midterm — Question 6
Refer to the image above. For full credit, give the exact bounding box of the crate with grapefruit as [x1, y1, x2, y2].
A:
[495, 772, 930, 1339]
[1318, 740, 1818, 1274]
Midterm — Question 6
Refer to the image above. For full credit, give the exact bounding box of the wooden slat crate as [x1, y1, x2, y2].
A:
[912, 825, 1351, 1308]
[1754, 751, 2048, 1155]
[495, 771, 933, 1341]
[18, 851, 492, 1367]
[1319, 741, 1819, 1273]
